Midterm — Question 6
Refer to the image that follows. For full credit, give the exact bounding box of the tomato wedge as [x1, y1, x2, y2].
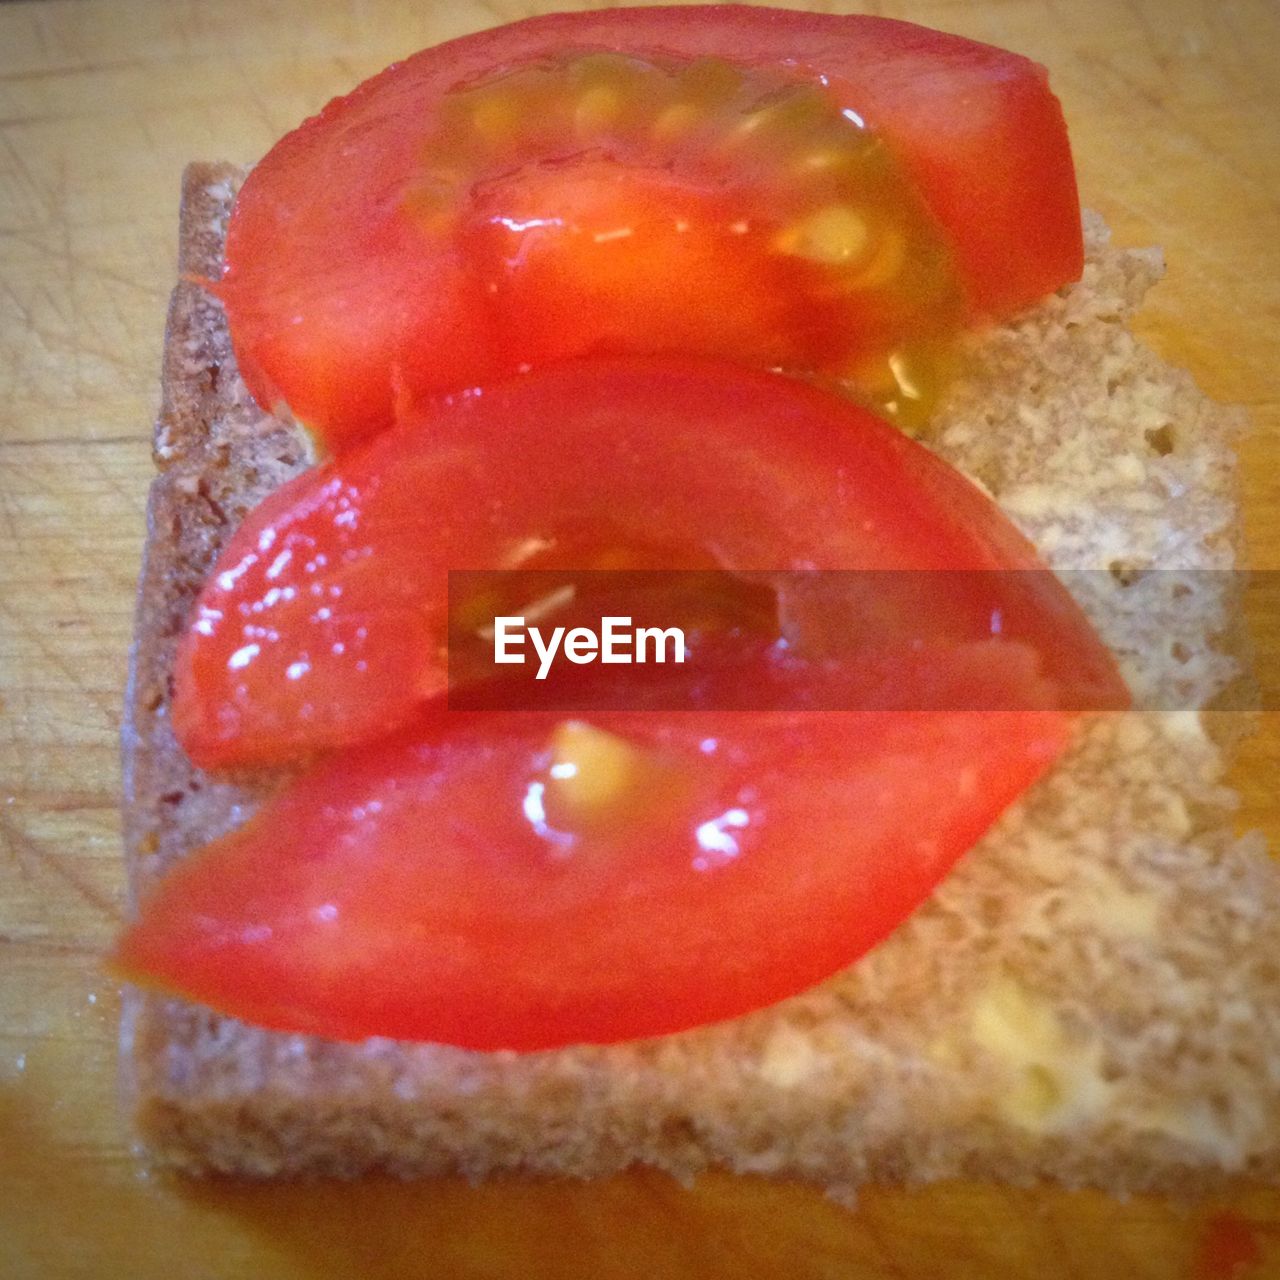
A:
[172, 358, 1126, 770]
[219, 7, 1082, 445]
[115, 698, 1069, 1049]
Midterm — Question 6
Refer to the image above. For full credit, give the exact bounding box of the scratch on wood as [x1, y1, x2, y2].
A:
[0, 435, 150, 450]
[0, 484, 23, 547]
[0, 599, 120, 729]
[0, 131, 51, 223]
[0, 224, 167, 299]
[0, 930, 103, 958]
[0, 59, 157, 85]
[0, 812, 121, 922]
[1072, 49, 1280, 217]
[5, 791, 117, 813]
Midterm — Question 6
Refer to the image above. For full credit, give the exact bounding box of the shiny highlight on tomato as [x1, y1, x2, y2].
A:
[407, 52, 963, 428]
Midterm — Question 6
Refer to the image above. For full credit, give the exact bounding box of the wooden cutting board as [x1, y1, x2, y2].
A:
[2, 1, 1277, 1276]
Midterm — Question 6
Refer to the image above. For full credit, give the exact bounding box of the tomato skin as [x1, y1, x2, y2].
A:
[171, 357, 1126, 770]
[114, 702, 1069, 1049]
[221, 7, 1081, 444]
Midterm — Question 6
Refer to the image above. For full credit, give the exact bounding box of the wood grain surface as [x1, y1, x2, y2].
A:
[1, 1, 1277, 1276]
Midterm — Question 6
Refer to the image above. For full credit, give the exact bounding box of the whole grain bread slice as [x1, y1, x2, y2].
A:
[119, 163, 1280, 1192]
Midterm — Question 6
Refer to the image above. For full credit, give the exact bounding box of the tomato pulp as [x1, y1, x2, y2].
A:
[218, 7, 1082, 446]
[172, 358, 1126, 770]
[116, 704, 1070, 1049]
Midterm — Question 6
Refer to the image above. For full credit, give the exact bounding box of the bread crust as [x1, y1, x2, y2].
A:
[119, 165, 1280, 1189]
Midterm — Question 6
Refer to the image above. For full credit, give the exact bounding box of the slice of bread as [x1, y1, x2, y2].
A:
[119, 162, 1280, 1192]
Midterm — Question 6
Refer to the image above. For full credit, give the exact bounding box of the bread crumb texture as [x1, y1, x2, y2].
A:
[120, 170, 1279, 1191]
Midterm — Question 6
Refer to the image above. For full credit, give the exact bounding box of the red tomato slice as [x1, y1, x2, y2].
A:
[172, 357, 1126, 769]
[219, 7, 1081, 445]
[114, 698, 1069, 1049]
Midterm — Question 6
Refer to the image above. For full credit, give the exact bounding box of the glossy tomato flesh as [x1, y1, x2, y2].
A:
[219, 7, 1082, 444]
[115, 699, 1069, 1049]
[172, 357, 1127, 770]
